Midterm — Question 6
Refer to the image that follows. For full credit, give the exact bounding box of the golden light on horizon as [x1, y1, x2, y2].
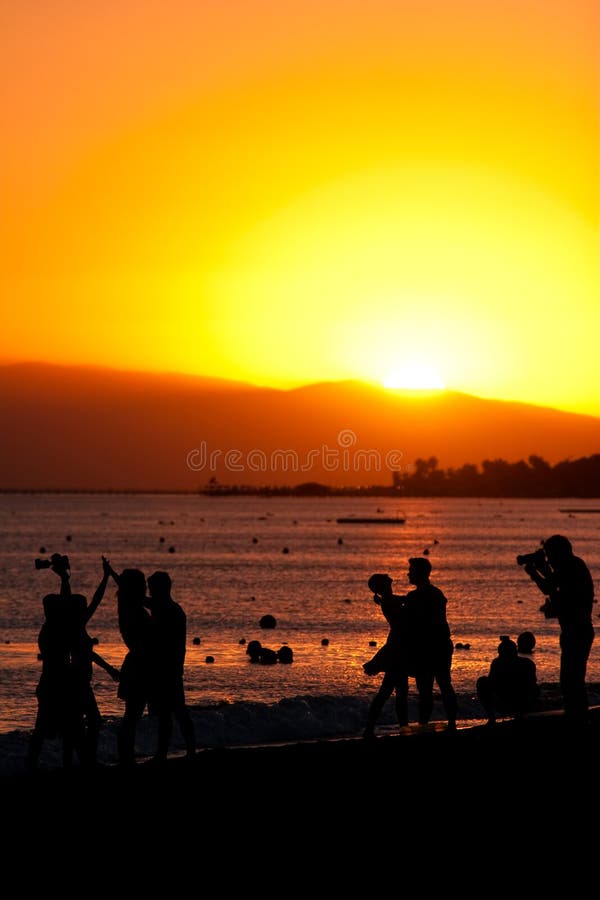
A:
[383, 359, 446, 391]
[1, 1, 598, 417]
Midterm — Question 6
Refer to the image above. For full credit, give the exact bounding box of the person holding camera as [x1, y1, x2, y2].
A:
[519, 534, 595, 724]
[27, 554, 118, 770]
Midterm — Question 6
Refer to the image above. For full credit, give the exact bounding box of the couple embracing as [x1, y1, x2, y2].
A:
[363, 557, 457, 736]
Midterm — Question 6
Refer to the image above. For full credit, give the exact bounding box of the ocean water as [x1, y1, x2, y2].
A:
[0, 493, 599, 770]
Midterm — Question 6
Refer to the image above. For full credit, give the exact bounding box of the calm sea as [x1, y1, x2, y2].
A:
[0, 493, 598, 766]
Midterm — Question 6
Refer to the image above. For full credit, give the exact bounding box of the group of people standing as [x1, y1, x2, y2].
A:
[27, 555, 196, 770]
[363, 534, 595, 735]
[28, 531, 594, 768]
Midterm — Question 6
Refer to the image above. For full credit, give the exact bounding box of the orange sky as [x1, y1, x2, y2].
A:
[2, 1, 598, 415]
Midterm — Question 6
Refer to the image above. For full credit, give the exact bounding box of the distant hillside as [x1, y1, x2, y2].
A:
[0, 362, 598, 490]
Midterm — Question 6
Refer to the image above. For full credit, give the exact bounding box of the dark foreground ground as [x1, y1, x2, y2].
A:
[4, 712, 599, 892]
[6, 708, 600, 791]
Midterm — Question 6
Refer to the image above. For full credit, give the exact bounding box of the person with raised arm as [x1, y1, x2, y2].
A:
[362, 573, 412, 739]
[27, 555, 119, 770]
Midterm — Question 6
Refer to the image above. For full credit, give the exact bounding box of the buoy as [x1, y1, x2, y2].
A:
[337, 538, 343, 545]
[159, 537, 165, 543]
[321, 638, 329, 646]
[192, 637, 201, 646]
[239, 638, 246, 645]
[282, 547, 290, 554]
[259, 614, 277, 629]
[369, 640, 377, 647]
[66, 535, 72, 542]
[252, 537, 258, 544]
[168, 546, 176, 553]
[205, 655, 215, 664]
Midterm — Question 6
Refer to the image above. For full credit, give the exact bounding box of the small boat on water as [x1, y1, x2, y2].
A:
[559, 508, 600, 514]
[336, 516, 406, 524]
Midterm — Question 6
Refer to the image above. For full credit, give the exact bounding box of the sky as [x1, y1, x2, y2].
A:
[2, 0, 599, 416]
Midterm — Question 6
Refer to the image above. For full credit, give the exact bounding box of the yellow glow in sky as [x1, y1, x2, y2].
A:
[1, 1, 598, 415]
[383, 358, 446, 391]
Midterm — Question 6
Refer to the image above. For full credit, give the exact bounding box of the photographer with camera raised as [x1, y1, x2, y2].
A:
[518, 535, 594, 725]
[27, 554, 118, 770]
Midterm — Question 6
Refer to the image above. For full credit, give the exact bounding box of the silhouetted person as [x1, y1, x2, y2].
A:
[68, 614, 119, 765]
[363, 573, 411, 738]
[404, 557, 458, 731]
[27, 555, 118, 770]
[517, 630, 536, 656]
[245, 641, 278, 664]
[66, 557, 120, 765]
[27, 591, 72, 770]
[147, 571, 196, 760]
[246, 640, 263, 663]
[477, 636, 539, 726]
[521, 534, 594, 723]
[110, 566, 155, 766]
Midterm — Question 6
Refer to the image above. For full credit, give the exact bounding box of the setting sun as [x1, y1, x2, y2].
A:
[383, 360, 446, 391]
[0, 1, 598, 416]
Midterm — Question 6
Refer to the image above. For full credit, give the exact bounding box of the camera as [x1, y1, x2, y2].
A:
[35, 553, 70, 572]
[516, 548, 546, 568]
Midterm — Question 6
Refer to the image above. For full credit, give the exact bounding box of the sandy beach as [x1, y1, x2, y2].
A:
[0, 707, 600, 896]
[4, 707, 600, 881]
[6, 707, 600, 807]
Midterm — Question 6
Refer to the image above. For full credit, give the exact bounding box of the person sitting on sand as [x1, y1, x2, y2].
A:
[476, 636, 540, 726]
[362, 573, 411, 739]
[517, 630, 536, 656]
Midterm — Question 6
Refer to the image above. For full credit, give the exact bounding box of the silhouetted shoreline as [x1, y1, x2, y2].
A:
[6, 708, 600, 854]
[6, 706, 600, 798]
[2, 451, 599, 496]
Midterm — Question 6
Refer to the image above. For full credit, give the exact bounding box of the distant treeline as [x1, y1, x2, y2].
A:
[201, 454, 600, 498]
[393, 453, 600, 497]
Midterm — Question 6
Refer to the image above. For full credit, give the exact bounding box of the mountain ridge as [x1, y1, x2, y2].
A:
[1, 361, 598, 490]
